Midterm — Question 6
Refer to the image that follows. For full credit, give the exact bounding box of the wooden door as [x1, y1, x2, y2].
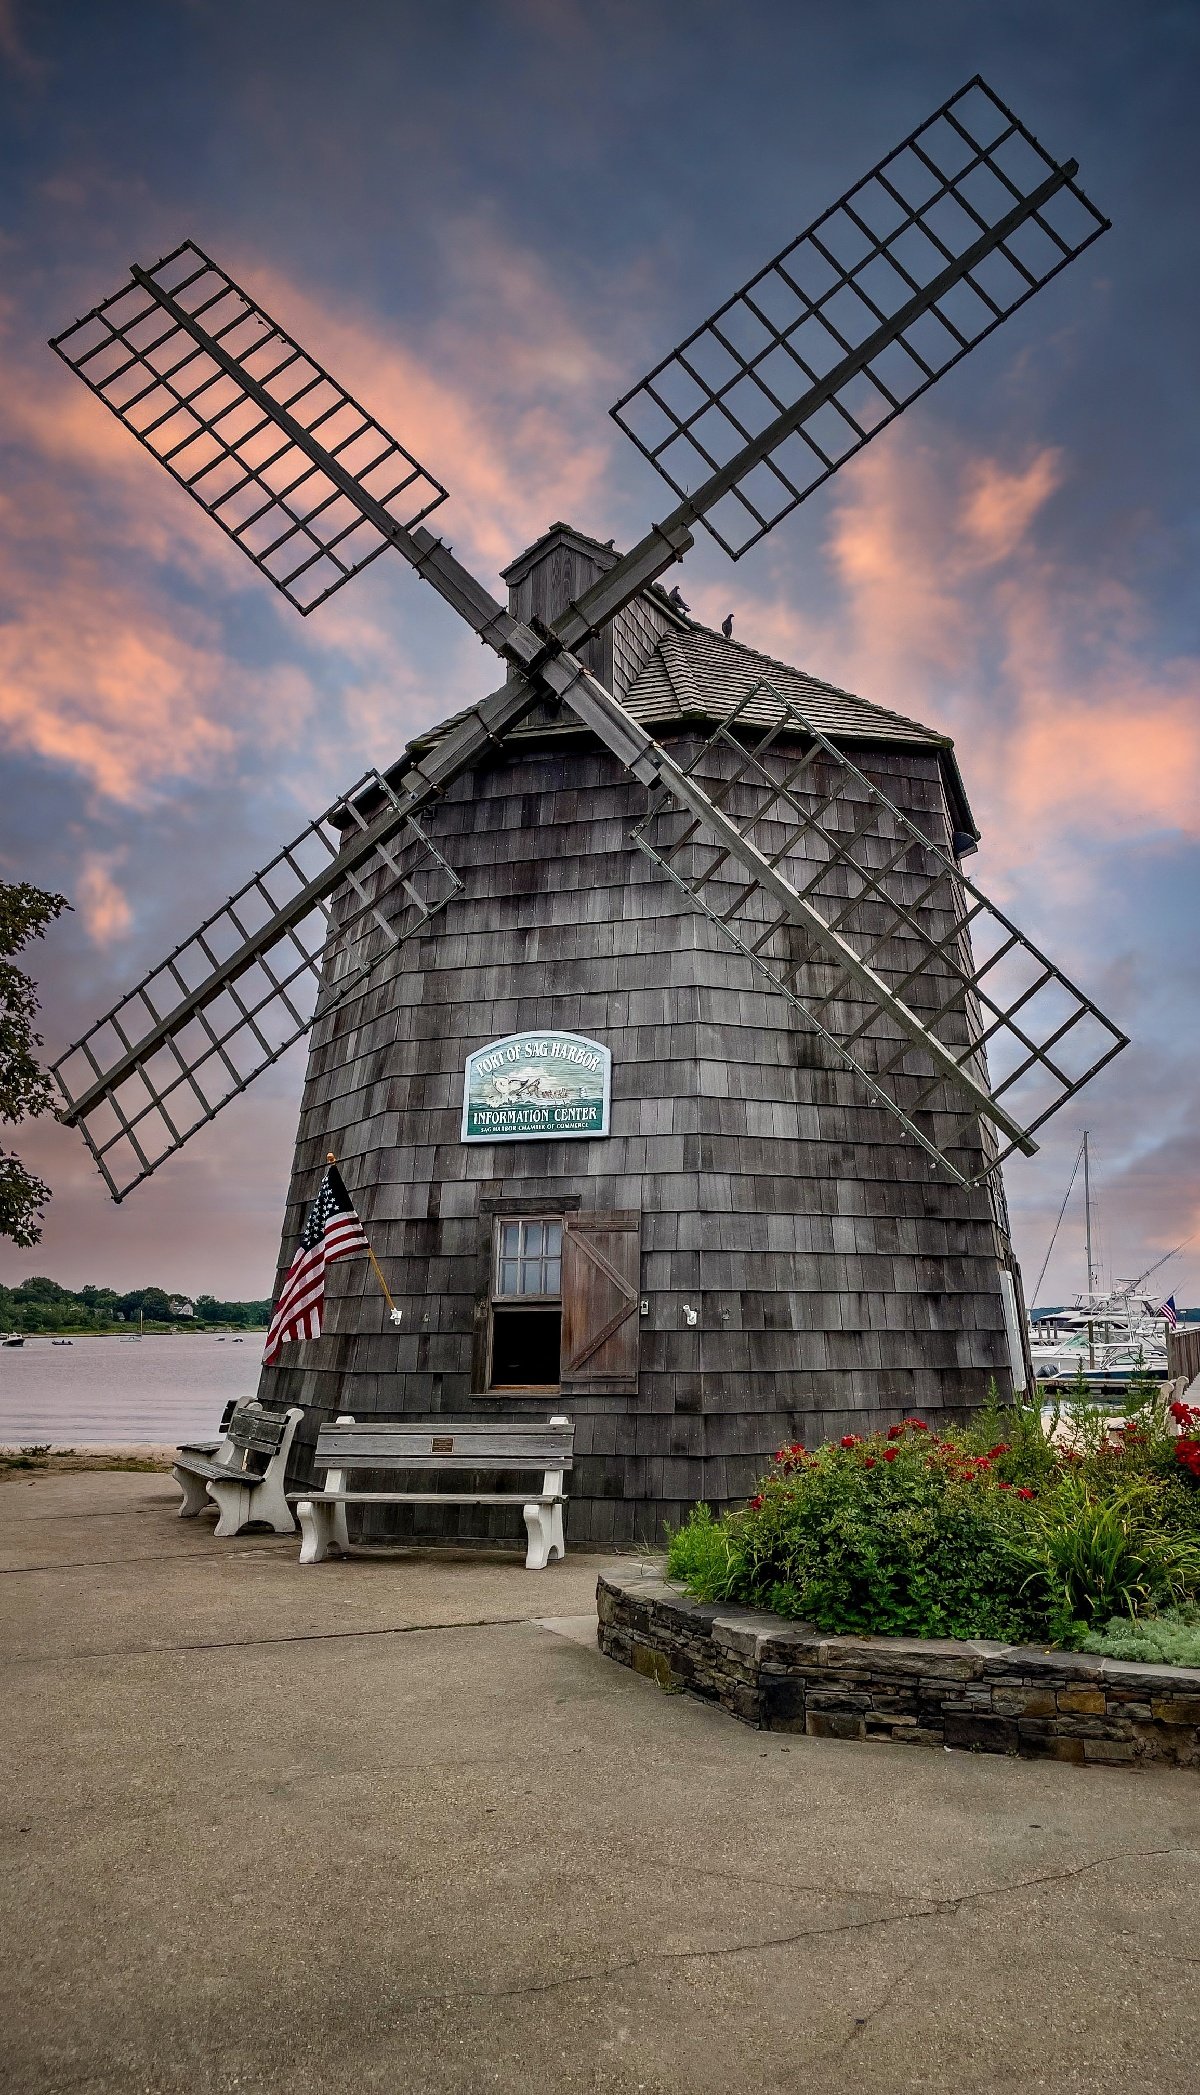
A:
[560, 1212, 641, 1396]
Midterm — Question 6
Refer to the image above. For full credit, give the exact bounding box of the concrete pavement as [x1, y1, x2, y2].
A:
[2, 1468, 1198, 2093]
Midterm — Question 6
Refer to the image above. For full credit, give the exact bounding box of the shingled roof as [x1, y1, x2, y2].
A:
[621, 618, 946, 749]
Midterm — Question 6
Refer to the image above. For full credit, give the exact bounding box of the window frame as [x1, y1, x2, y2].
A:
[481, 1211, 565, 1396]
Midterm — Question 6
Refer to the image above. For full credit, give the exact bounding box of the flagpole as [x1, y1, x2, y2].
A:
[327, 1152, 401, 1322]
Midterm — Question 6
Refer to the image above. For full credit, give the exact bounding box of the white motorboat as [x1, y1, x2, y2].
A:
[1028, 1132, 1180, 1393]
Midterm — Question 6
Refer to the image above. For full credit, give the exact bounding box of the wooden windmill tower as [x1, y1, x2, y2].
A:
[49, 79, 1127, 1542]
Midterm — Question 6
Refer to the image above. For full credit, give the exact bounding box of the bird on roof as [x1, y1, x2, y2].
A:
[721, 613, 734, 639]
[667, 585, 690, 613]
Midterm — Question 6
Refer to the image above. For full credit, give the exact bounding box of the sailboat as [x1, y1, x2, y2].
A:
[1028, 1132, 1175, 1394]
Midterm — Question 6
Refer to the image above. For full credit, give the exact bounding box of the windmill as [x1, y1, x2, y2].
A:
[47, 78, 1127, 1540]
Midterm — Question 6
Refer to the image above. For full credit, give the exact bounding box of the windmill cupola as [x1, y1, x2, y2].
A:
[500, 521, 690, 705]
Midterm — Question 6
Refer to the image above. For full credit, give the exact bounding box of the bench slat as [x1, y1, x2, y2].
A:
[174, 1453, 265, 1485]
[290, 1491, 565, 1505]
[313, 1422, 573, 1471]
[228, 1410, 288, 1454]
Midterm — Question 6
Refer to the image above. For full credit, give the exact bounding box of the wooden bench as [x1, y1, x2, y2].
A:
[293, 1415, 574, 1570]
[173, 1400, 302, 1537]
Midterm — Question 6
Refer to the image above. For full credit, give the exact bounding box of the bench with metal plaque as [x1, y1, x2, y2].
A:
[173, 1399, 303, 1537]
[292, 1416, 573, 1570]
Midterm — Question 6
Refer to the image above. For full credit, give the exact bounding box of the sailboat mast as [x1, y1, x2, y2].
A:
[1083, 1130, 1095, 1292]
[1082, 1129, 1095, 1369]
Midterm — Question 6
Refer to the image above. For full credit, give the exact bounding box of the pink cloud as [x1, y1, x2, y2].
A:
[960, 450, 1064, 566]
[75, 849, 132, 944]
[241, 219, 619, 578]
[0, 560, 239, 804]
[702, 433, 1200, 854]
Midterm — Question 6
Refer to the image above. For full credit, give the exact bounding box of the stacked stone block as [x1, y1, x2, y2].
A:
[598, 1569, 1200, 1768]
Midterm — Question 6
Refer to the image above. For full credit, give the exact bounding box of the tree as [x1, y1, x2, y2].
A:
[116, 1286, 174, 1322]
[1, 882, 69, 1248]
[13, 1275, 73, 1303]
[78, 1284, 119, 1312]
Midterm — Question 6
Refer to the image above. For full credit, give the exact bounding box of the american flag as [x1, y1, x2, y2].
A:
[1159, 1294, 1179, 1329]
[262, 1162, 370, 1364]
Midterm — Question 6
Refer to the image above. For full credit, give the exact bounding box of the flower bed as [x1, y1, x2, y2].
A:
[667, 1389, 1200, 1651]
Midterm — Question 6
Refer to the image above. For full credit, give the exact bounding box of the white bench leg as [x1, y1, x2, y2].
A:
[298, 1500, 348, 1564]
[252, 1475, 296, 1534]
[549, 1502, 565, 1563]
[172, 1466, 210, 1520]
[207, 1478, 254, 1538]
[523, 1502, 558, 1571]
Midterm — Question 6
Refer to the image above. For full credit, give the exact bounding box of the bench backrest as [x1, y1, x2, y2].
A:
[313, 1420, 574, 1473]
[227, 1403, 290, 1456]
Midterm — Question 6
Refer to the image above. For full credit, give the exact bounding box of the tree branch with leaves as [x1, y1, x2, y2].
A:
[1, 882, 70, 1247]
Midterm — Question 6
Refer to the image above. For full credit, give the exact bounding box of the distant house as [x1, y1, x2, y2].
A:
[167, 1298, 194, 1318]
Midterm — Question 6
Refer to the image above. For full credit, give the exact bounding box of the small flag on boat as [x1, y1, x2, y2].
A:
[1158, 1294, 1179, 1329]
[262, 1161, 371, 1364]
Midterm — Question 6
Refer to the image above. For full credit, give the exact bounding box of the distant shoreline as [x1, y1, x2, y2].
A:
[1, 1327, 268, 1339]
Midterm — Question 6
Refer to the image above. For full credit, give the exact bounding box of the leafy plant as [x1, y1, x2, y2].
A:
[1022, 1474, 1200, 1634]
[666, 1505, 747, 1602]
[0, 881, 69, 1247]
[1079, 1605, 1200, 1667]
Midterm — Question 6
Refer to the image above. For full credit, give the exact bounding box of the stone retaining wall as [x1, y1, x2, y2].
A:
[597, 1569, 1200, 1768]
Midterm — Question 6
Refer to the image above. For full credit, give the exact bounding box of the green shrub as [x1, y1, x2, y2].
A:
[666, 1401, 1200, 1649]
[1079, 1606, 1200, 1667]
[665, 1505, 746, 1602]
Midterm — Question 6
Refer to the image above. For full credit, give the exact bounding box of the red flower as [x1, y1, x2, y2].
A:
[882, 1448, 898, 1463]
[1176, 1440, 1200, 1480]
[1016, 1487, 1036, 1500]
[748, 1494, 764, 1510]
[1169, 1400, 1198, 1426]
[903, 1418, 929, 1432]
[997, 1480, 1011, 1489]
[887, 1424, 904, 1440]
[840, 1434, 861, 1448]
[987, 1443, 1010, 1459]
[864, 1457, 877, 1469]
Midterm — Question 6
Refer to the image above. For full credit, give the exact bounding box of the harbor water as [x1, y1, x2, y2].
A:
[0, 1333, 263, 1446]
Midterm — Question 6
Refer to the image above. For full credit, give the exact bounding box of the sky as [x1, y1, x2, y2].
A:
[0, 0, 1197, 1308]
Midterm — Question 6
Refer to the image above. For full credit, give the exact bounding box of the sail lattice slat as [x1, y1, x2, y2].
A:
[630, 685, 1128, 1185]
[611, 77, 1108, 559]
[51, 777, 462, 1201]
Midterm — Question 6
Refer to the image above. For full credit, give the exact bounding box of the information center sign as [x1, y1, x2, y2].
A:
[461, 1032, 611, 1143]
